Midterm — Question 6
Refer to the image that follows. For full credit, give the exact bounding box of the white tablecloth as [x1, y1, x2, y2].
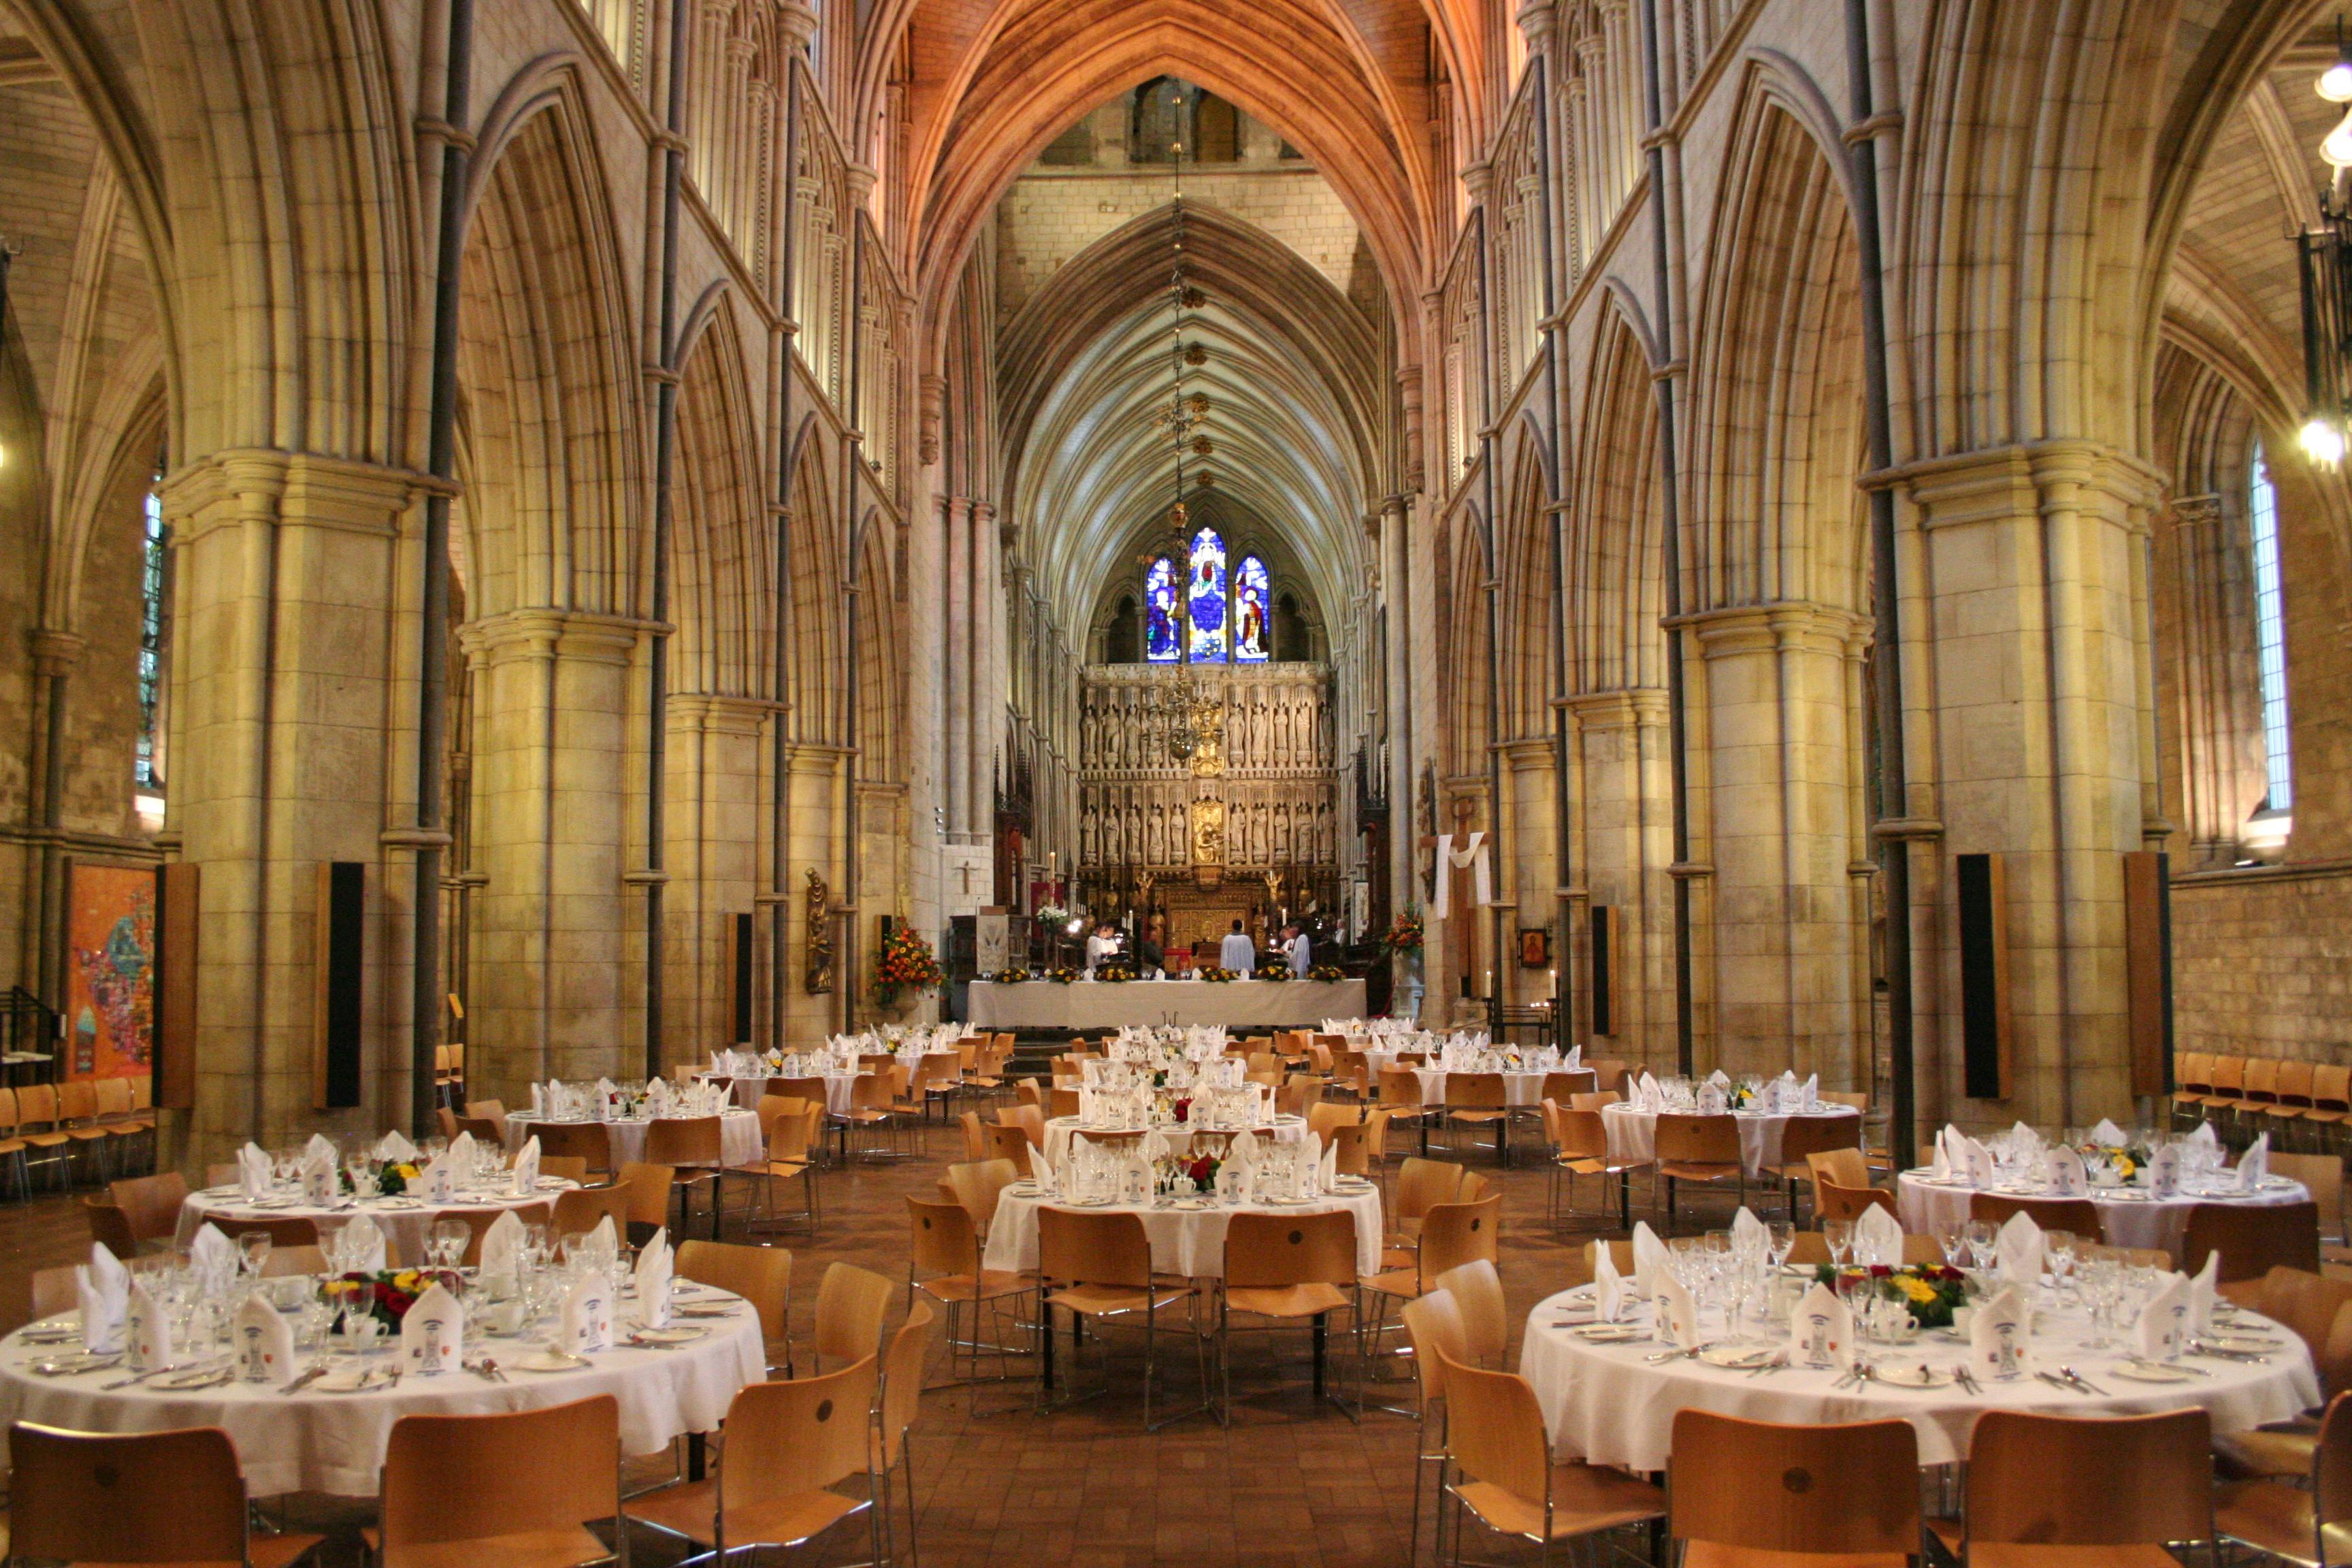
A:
[967, 978, 1367, 1030]
[1413, 1069, 1548, 1109]
[0, 1280, 766, 1497]
[1895, 1171, 2313, 1256]
[1601, 1103, 1860, 1180]
[705, 1073, 867, 1115]
[983, 1185, 1385, 1278]
[176, 1185, 576, 1267]
[1518, 1284, 2317, 1473]
[504, 1110, 764, 1169]
[1041, 1113, 1308, 1171]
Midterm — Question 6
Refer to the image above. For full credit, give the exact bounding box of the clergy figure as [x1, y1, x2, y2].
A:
[1218, 919, 1256, 975]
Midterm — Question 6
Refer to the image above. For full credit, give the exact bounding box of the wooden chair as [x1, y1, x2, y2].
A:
[611, 1160, 675, 1245]
[1969, 1192, 2102, 1238]
[811, 1260, 895, 1375]
[1402, 1288, 1471, 1552]
[1442, 1071, 1511, 1162]
[11, 1421, 324, 1567]
[2307, 1066, 2352, 1151]
[1653, 1113, 1746, 1222]
[677, 1238, 794, 1376]
[1435, 1346, 1665, 1563]
[1541, 1068, 1599, 1105]
[56, 1079, 115, 1179]
[943, 1157, 1022, 1237]
[528, 1120, 612, 1177]
[16, 1083, 75, 1189]
[216, 1213, 322, 1250]
[631, 1356, 880, 1565]
[1276, 1075, 1324, 1119]
[1383, 1157, 1470, 1265]
[1049, 1085, 1083, 1121]
[2272, 1060, 2322, 1145]
[2273, 1151, 2347, 1245]
[1216, 1209, 1360, 1419]
[463, 1097, 508, 1127]
[91, 1077, 149, 1173]
[2183, 1200, 2321, 1283]
[453, 1115, 504, 1144]
[1378, 1066, 1437, 1154]
[538, 1156, 591, 1186]
[1036, 1207, 1206, 1429]
[2216, 1390, 2352, 1567]
[643, 1115, 725, 1237]
[1804, 1146, 1871, 1194]
[1815, 1178, 1898, 1224]
[1776, 1113, 1863, 1220]
[908, 1196, 1032, 1390]
[373, 1394, 621, 1568]
[960, 1109, 992, 1164]
[870, 1303, 938, 1567]
[2172, 1050, 2215, 1128]
[1949, 1407, 2212, 1567]
[1668, 1410, 1920, 1567]
[549, 1181, 633, 1243]
[985, 1122, 1035, 1166]
[108, 1170, 188, 1246]
[1431, 1258, 1507, 1369]
[2213, 1270, 2352, 1482]
[998, 1102, 1047, 1149]
[2198, 1054, 2248, 1122]
[1543, 1100, 1644, 1230]
[456, 1201, 551, 1264]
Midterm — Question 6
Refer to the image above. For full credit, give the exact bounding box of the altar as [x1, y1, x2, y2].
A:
[966, 977, 1367, 1030]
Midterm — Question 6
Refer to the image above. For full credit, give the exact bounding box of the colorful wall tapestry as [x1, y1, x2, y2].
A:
[65, 861, 154, 1080]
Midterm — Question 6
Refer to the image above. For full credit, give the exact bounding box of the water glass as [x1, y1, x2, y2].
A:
[237, 1230, 273, 1282]
[1823, 1219, 1854, 1269]
[1963, 1220, 1998, 1272]
[1767, 1221, 1795, 1269]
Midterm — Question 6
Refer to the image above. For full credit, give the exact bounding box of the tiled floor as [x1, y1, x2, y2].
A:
[2, 1113, 1718, 1566]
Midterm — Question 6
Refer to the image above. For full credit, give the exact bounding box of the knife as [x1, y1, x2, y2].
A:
[279, 1362, 331, 1395]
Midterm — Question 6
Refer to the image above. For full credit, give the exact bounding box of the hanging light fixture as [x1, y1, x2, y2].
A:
[2302, 19, 2352, 468]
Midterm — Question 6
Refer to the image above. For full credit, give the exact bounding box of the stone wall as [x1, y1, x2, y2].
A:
[2173, 863, 2352, 1062]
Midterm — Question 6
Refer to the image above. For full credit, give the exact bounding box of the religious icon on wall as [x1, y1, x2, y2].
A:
[64, 860, 154, 1079]
[1190, 798, 1226, 865]
[1518, 927, 1550, 970]
[1144, 557, 1180, 662]
[1234, 555, 1269, 662]
[803, 867, 834, 994]
[1187, 527, 1228, 662]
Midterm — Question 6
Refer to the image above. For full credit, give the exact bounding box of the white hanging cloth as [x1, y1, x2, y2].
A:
[1428, 831, 1493, 920]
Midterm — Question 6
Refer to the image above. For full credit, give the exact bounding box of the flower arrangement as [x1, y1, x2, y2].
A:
[872, 925, 945, 1006]
[1727, 1083, 1756, 1111]
[1096, 964, 1136, 983]
[1196, 966, 1239, 983]
[1256, 960, 1292, 983]
[1183, 1152, 1221, 1191]
[342, 1160, 421, 1198]
[1035, 902, 1071, 927]
[2075, 1139, 2151, 1180]
[990, 968, 1030, 984]
[1813, 1263, 1967, 1328]
[1043, 966, 1082, 985]
[1307, 964, 1345, 982]
[1382, 909, 1425, 955]
[321, 1268, 459, 1330]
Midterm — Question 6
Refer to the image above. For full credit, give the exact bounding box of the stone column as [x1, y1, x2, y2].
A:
[663, 693, 772, 1068]
[782, 740, 848, 1045]
[1379, 495, 1414, 918]
[941, 495, 970, 839]
[1565, 689, 1670, 1047]
[159, 451, 416, 1162]
[973, 503, 1003, 845]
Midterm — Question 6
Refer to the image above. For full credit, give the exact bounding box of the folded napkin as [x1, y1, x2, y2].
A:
[240, 1142, 274, 1200]
[1318, 1137, 1339, 1192]
[1028, 1143, 1056, 1191]
[1929, 1128, 1951, 1180]
[1592, 1239, 1627, 1322]
[1630, 1220, 1668, 1296]
[337, 1213, 387, 1273]
[1961, 1134, 1996, 1188]
[448, 1129, 476, 1171]
[2134, 1272, 2191, 1362]
[636, 1228, 673, 1328]
[2009, 1120, 2042, 1155]
[1731, 1206, 1768, 1258]
[418, 1156, 453, 1203]
[1696, 1081, 1728, 1115]
[1651, 1267, 1699, 1350]
[234, 1292, 297, 1385]
[1996, 1211, 2044, 1287]
[2239, 1132, 2270, 1190]
[1228, 1129, 1260, 1171]
[305, 1132, 337, 1166]
[510, 1135, 541, 1195]
[2189, 1121, 2219, 1148]
[1800, 1073, 1818, 1109]
[478, 1209, 524, 1281]
[77, 1243, 129, 1353]
[1789, 1282, 1852, 1371]
[189, 1222, 238, 1285]
[301, 1153, 338, 1206]
[530, 1081, 546, 1116]
[559, 1269, 613, 1354]
[375, 1130, 419, 1163]
[2089, 1117, 2127, 1147]
[583, 1215, 619, 1271]
[2042, 1145, 2087, 1196]
[1852, 1203, 1903, 1267]
[1971, 1284, 2030, 1382]
[1637, 1073, 1661, 1110]
[2147, 1143, 2183, 1197]
[2189, 1247, 2221, 1334]
[1706, 1069, 1731, 1090]
[400, 1281, 463, 1375]
[127, 1277, 174, 1373]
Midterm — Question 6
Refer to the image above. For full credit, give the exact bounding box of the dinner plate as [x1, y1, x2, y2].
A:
[1571, 1324, 1642, 1343]
[1697, 1343, 1780, 1369]
[1872, 1362, 1954, 1388]
[2110, 1359, 2195, 1384]
[151, 1364, 235, 1391]
[1171, 1199, 1207, 1210]
[513, 1350, 591, 1373]
[2206, 1334, 2283, 1354]
[673, 1302, 740, 1319]
[313, 1364, 382, 1392]
[201, 1185, 242, 1198]
[630, 1326, 707, 1345]
[18, 1324, 80, 1345]
[27, 1352, 121, 1375]
[370, 1197, 424, 1209]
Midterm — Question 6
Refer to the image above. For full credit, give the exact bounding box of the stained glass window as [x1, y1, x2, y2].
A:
[137, 483, 165, 789]
[1186, 527, 1227, 662]
[1143, 557, 1180, 662]
[2251, 442, 2293, 810]
[1234, 554, 1270, 662]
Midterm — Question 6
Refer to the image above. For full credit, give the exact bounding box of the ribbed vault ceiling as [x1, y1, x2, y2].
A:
[999, 199, 1384, 636]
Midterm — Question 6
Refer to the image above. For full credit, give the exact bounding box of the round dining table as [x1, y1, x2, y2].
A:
[0, 1277, 766, 1497]
[1894, 1169, 2313, 1256]
[1413, 1068, 1550, 1109]
[176, 1181, 580, 1267]
[503, 1108, 764, 1169]
[1040, 1113, 1308, 1171]
[1517, 1282, 2318, 1473]
[1601, 1102, 1861, 1180]
[983, 1180, 1386, 1278]
[702, 1071, 868, 1114]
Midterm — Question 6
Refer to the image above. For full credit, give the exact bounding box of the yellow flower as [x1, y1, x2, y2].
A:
[1895, 1275, 1939, 1303]
[2114, 1156, 2136, 1179]
[394, 1163, 420, 1180]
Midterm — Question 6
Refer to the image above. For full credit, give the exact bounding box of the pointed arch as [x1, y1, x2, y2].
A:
[670, 300, 770, 698]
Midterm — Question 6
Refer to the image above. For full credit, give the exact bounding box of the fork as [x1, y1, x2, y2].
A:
[2059, 1365, 2109, 1396]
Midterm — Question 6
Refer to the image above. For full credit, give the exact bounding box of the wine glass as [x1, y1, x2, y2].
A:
[1933, 1218, 1967, 1269]
[429, 1220, 470, 1271]
[236, 1230, 273, 1284]
[1767, 1220, 1795, 1270]
[1823, 1219, 1854, 1269]
[1963, 1219, 1998, 1273]
[2043, 1231, 2078, 1297]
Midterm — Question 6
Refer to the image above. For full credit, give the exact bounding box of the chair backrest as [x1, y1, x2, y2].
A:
[2316, 1392, 2352, 1531]
[1393, 1156, 1467, 1223]
[1669, 1410, 1918, 1556]
[12, 1421, 252, 1562]
[95, 1077, 133, 1116]
[539, 1156, 591, 1186]
[2182, 1200, 2322, 1282]
[1654, 1112, 1741, 1164]
[1569, 1090, 1621, 1112]
[59, 1080, 99, 1121]
[644, 1114, 724, 1167]
[1306, 1102, 1362, 1141]
[1276, 1077, 1323, 1117]
[1542, 1069, 1598, 1104]
[2272, 1152, 2345, 1243]
[1431, 1258, 1506, 1367]
[0, 1085, 20, 1132]
[1326, 1120, 1371, 1177]
[1377, 1066, 1425, 1109]
[717, 1354, 879, 1510]
[908, 1195, 983, 1280]
[1554, 1105, 1612, 1161]
[2238, 1266, 2352, 1383]
[1815, 1179, 1897, 1223]
[2210, 1055, 2247, 1094]
[676, 1239, 793, 1346]
[551, 1181, 634, 1239]
[82, 1194, 140, 1258]
[108, 1171, 189, 1243]
[1017, 1079, 1044, 1108]
[457, 1202, 549, 1263]
[2245, 1056, 2283, 1100]
[464, 1098, 508, 1124]
[1036, 1206, 1153, 1292]
[2278, 1059, 2319, 1106]
[2176, 1051, 2212, 1094]
[530, 1120, 612, 1169]
[1001, 1104, 1045, 1147]
[1049, 1086, 1083, 1120]
[1222, 1209, 1358, 1290]
[379, 1394, 619, 1558]
[1416, 1192, 1502, 1282]
[18, 1083, 58, 1124]
[1968, 1192, 2102, 1237]
[1965, 1407, 2212, 1548]
[454, 1115, 503, 1143]
[1444, 1071, 1506, 1110]
[1777, 1113, 1863, 1164]
[221, 1213, 322, 1249]
[616, 1162, 677, 1230]
[774, 1075, 831, 1108]
[2315, 1064, 2352, 1112]
[1436, 1349, 1561, 1518]
[813, 1260, 894, 1370]
[878, 1303, 937, 1468]
[759, 1100, 820, 1164]
[1806, 1147, 1870, 1190]
[985, 1122, 1034, 1165]
[1400, 1287, 1468, 1409]
[960, 1110, 991, 1163]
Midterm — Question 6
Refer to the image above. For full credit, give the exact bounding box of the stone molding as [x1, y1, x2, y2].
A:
[461, 608, 662, 666]
[1666, 600, 1872, 659]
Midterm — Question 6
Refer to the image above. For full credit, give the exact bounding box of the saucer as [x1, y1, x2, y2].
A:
[2110, 1359, 2195, 1384]
[512, 1350, 591, 1373]
[1872, 1362, 1954, 1388]
[630, 1326, 706, 1345]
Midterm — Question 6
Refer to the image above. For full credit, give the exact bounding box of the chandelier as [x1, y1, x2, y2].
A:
[1137, 133, 1212, 570]
[2298, 20, 2352, 467]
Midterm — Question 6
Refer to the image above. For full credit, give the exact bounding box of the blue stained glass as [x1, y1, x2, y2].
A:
[1144, 557, 1179, 662]
[1186, 527, 1228, 662]
[1234, 555, 1270, 662]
